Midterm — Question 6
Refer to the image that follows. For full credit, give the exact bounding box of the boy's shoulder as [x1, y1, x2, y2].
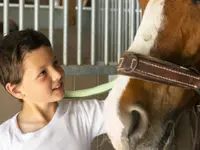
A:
[0, 115, 16, 139]
[0, 118, 13, 136]
[0, 117, 14, 149]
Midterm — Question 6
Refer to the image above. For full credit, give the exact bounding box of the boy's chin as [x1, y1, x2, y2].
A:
[55, 94, 65, 101]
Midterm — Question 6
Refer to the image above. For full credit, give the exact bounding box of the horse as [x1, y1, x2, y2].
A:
[104, 0, 200, 150]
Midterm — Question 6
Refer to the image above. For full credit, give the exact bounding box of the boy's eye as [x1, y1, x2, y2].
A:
[39, 70, 46, 77]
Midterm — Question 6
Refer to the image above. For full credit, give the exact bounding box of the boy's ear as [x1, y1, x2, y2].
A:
[5, 83, 24, 99]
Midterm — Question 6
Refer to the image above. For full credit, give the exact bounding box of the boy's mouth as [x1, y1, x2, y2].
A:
[52, 82, 63, 91]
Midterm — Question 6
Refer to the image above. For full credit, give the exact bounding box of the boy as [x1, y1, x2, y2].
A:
[0, 29, 105, 150]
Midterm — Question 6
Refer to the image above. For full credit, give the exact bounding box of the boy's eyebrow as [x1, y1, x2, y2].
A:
[38, 56, 57, 70]
[38, 65, 45, 71]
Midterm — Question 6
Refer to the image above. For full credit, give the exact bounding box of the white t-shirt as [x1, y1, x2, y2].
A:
[0, 99, 105, 150]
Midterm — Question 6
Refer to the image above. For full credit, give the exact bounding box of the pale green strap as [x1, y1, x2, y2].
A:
[64, 79, 116, 98]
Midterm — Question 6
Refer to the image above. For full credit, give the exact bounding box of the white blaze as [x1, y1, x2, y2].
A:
[104, 75, 130, 150]
[104, 0, 166, 150]
[128, 0, 165, 54]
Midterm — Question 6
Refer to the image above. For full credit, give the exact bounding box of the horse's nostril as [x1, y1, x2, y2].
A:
[128, 110, 141, 138]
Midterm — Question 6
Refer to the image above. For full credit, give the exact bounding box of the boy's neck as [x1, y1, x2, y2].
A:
[19, 101, 58, 124]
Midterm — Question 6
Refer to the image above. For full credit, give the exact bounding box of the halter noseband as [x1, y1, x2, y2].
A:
[117, 51, 200, 93]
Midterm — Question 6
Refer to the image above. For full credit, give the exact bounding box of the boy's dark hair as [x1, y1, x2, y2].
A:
[0, 29, 51, 87]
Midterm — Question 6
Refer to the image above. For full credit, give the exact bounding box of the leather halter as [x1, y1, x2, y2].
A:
[117, 51, 200, 93]
[117, 51, 200, 149]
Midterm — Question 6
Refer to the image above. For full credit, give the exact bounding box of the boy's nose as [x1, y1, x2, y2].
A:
[51, 68, 62, 81]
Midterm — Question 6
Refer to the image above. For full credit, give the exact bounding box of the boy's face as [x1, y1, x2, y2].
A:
[17, 46, 65, 104]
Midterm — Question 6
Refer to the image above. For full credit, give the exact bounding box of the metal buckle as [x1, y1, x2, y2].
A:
[124, 55, 139, 73]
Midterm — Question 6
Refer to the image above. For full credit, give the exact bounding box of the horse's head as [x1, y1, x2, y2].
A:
[104, 0, 200, 149]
